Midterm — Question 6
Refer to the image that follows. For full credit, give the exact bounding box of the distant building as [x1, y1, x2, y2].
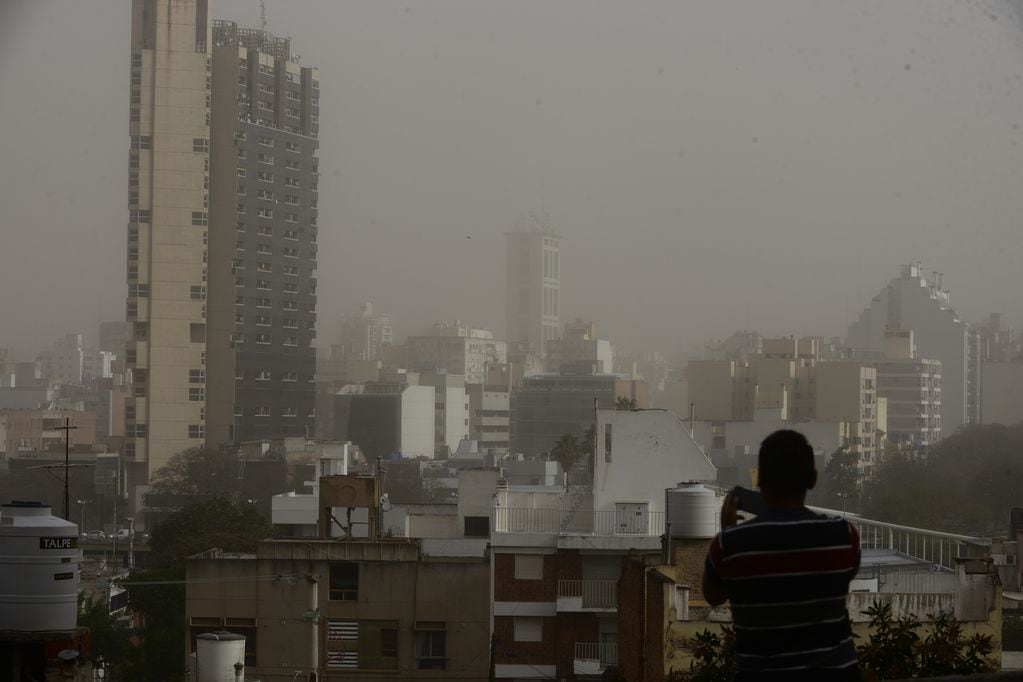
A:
[546, 319, 614, 374]
[506, 213, 560, 357]
[1, 409, 97, 457]
[511, 373, 649, 457]
[36, 334, 87, 386]
[405, 322, 507, 384]
[869, 330, 942, 450]
[847, 263, 980, 438]
[208, 20, 321, 445]
[331, 380, 435, 460]
[337, 302, 394, 363]
[467, 363, 512, 456]
[687, 337, 880, 471]
[981, 362, 1023, 426]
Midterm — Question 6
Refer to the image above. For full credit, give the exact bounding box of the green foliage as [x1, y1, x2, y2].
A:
[858, 601, 997, 680]
[78, 592, 136, 680]
[119, 567, 186, 682]
[669, 627, 735, 681]
[149, 496, 271, 568]
[670, 601, 996, 681]
[809, 445, 861, 510]
[551, 433, 585, 472]
[615, 395, 638, 411]
[150, 446, 240, 497]
[861, 423, 1023, 535]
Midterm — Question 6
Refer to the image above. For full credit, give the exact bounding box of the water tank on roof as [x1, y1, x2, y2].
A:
[666, 483, 716, 539]
[0, 501, 81, 631]
[195, 631, 246, 682]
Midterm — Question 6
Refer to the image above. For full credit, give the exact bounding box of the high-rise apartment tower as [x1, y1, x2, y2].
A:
[208, 21, 320, 443]
[125, 0, 213, 482]
[505, 213, 560, 357]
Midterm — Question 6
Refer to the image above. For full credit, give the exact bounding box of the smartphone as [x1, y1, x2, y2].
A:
[732, 486, 765, 516]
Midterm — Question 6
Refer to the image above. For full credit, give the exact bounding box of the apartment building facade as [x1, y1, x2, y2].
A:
[124, 0, 212, 481]
[687, 337, 880, 470]
[208, 20, 320, 444]
[405, 322, 507, 384]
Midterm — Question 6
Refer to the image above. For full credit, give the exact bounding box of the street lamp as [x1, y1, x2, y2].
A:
[76, 499, 89, 534]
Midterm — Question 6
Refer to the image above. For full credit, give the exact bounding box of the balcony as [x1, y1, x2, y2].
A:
[557, 580, 616, 612]
[494, 507, 664, 536]
[573, 642, 618, 676]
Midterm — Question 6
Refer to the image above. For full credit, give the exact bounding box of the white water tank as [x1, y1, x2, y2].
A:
[195, 631, 246, 682]
[0, 501, 81, 631]
[665, 483, 717, 539]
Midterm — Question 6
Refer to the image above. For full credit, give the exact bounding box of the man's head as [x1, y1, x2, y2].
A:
[757, 430, 817, 501]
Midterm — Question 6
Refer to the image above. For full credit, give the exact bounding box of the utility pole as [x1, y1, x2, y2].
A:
[56, 418, 78, 520]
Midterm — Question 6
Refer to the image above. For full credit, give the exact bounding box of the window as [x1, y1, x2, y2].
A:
[329, 563, 358, 600]
[256, 297, 271, 308]
[131, 135, 152, 150]
[257, 134, 273, 145]
[257, 152, 273, 165]
[283, 212, 299, 223]
[189, 369, 205, 384]
[237, 185, 246, 197]
[283, 282, 298, 293]
[282, 407, 297, 418]
[283, 265, 299, 276]
[257, 261, 273, 272]
[134, 322, 148, 340]
[283, 299, 298, 311]
[255, 370, 271, 381]
[284, 159, 301, 171]
[192, 138, 209, 153]
[257, 207, 272, 218]
[237, 149, 247, 159]
[285, 141, 300, 152]
[283, 229, 299, 240]
[283, 318, 298, 329]
[256, 279, 271, 290]
[283, 336, 298, 347]
[326, 621, 358, 670]
[258, 225, 273, 236]
[284, 176, 300, 187]
[514, 554, 543, 580]
[188, 424, 205, 439]
[282, 372, 298, 382]
[255, 334, 271, 344]
[464, 516, 489, 537]
[192, 212, 208, 226]
[237, 167, 246, 178]
[255, 406, 270, 417]
[257, 188, 273, 201]
[257, 171, 273, 183]
[414, 624, 447, 670]
[189, 387, 205, 401]
[130, 209, 151, 223]
[190, 285, 206, 300]
[513, 616, 543, 642]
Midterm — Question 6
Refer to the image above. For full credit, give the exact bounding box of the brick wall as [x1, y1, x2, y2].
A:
[555, 612, 600, 679]
[617, 556, 646, 681]
[494, 553, 558, 602]
[494, 615, 558, 665]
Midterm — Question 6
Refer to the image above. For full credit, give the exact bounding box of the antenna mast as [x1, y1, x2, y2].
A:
[260, 0, 268, 31]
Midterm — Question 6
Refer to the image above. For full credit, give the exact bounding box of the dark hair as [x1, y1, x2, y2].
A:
[757, 430, 815, 497]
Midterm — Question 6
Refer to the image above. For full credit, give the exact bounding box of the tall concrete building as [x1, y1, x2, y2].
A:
[124, 0, 212, 481]
[847, 263, 980, 438]
[208, 21, 320, 443]
[405, 322, 507, 384]
[506, 213, 560, 358]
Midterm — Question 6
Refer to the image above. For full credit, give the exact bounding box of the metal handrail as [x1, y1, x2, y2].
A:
[558, 579, 617, 608]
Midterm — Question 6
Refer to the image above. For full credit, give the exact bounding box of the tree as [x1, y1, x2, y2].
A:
[615, 396, 638, 411]
[78, 592, 136, 680]
[550, 433, 585, 472]
[810, 446, 860, 512]
[148, 496, 272, 568]
[149, 446, 241, 497]
[861, 423, 1023, 535]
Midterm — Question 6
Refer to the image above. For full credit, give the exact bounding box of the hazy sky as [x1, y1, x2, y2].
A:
[2, 0, 1022, 358]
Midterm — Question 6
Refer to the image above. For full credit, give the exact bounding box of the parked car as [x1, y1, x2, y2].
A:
[112, 528, 132, 540]
[83, 530, 106, 541]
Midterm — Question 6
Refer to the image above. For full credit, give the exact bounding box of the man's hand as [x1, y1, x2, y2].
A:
[721, 490, 739, 529]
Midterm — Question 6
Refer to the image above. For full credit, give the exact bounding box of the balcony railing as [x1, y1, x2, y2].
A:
[574, 642, 618, 676]
[558, 580, 617, 610]
[494, 507, 664, 536]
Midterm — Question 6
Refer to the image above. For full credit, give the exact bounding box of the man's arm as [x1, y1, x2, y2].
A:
[702, 554, 728, 606]
[703, 492, 740, 607]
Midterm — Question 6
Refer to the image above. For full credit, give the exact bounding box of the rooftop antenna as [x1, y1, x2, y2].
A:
[260, 0, 268, 32]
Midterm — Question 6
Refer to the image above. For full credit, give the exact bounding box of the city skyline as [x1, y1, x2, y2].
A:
[2, 1, 1023, 358]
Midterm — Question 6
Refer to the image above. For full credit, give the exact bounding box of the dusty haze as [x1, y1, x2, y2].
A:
[1, 0, 1022, 356]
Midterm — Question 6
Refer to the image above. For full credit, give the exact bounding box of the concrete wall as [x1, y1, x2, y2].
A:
[593, 409, 716, 515]
[400, 385, 435, 458]
[982, 362, 1023, 426]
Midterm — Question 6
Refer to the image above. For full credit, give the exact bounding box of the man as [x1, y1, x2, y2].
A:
[702, 430, 861, 681]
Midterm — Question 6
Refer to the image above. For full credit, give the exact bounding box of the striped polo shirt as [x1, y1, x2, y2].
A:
[705, 507, 861, 681]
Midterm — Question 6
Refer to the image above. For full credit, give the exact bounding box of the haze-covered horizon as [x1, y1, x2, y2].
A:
[2, 0, 1022, 358]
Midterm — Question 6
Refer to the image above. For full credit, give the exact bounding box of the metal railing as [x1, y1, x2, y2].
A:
[574, 642, 618, 668]
[558, 580, 617, 609]
[808, 508, 985, 572]
[494, 507, 664, 536]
